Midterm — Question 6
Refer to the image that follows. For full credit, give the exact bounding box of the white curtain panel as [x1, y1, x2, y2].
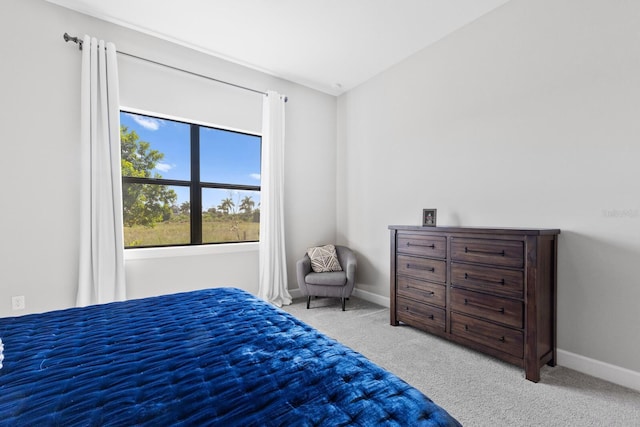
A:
[258, 91, 292, 307]
[77, 36, 126, 306]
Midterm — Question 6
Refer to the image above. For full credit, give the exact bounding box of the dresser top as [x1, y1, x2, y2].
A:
[388, 225, 560, 236]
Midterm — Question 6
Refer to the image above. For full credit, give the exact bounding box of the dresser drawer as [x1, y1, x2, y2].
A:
[451, 238, 524, 268]
[397, 296, 446, 332]
[397, 276, 445, 307]
[451, 312, 523, 358]
[397, 255, 446, 283]
[450, 288, 523, 328]
[451, 262, 524, 298]
[397, 233, 446, 259]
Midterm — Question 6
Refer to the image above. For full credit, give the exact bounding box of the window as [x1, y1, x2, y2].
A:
[120, 111, 261, 248]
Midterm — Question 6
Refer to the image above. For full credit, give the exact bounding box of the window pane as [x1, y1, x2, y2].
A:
[202, 189, 260, 243]
[120, 112, 190, 181]
[200, 127, 261, 185]
[120, 110, 261, 248]
[123, 183, 190, 247]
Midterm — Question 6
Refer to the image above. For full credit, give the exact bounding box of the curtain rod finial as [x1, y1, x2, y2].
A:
[63, 32, 83, 50]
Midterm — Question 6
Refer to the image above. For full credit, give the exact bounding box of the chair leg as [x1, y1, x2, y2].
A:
[306, 296, 311, 309]
[342, 297, 346, 311]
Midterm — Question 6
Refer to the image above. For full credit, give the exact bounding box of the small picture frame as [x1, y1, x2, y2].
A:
[422, 209, 437, 227]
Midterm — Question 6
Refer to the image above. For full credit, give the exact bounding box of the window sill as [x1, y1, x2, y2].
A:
[124, 242, 259, 260]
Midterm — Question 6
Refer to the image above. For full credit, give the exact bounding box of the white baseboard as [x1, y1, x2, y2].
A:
[288, 287, 391, 307]
[352, 288, 390, 307]
[557, 349, 640, 392]
[288, 287, 303, 299]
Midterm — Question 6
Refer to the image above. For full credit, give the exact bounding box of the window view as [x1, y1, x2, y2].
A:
[120, 111, 261, 248]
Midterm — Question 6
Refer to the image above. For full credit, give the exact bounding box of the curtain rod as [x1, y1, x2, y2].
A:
[63, 33, 287, 102]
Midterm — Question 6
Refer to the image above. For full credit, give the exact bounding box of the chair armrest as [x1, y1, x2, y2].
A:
[343, 252, 357, 284]
[296, 256, 312, 292]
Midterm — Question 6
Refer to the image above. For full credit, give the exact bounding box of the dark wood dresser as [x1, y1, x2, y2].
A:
[389, 225, 560, 382]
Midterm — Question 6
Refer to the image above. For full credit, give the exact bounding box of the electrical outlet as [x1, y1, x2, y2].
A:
[12, 296, 25, 310]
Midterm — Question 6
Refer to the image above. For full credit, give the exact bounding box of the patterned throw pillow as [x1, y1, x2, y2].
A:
[307, 245, 343, 273]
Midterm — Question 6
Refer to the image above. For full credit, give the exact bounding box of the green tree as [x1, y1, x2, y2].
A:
[121, 125, 177, 227]
[217, 197, 234, 215]
[239, 195, 255, 214]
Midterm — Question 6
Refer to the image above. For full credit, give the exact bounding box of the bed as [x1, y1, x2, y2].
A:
[0, 287, 460, 426]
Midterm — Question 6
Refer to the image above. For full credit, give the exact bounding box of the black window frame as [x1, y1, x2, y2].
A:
[121, 110, 261, 248]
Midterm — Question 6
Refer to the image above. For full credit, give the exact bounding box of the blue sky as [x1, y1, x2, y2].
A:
[120, 112, 261, 211]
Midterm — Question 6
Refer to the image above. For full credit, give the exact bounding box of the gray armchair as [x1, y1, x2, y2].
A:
[296, 245, 357, 311]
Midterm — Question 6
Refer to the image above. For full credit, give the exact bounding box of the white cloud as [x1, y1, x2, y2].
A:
[127, 113, 163, 131]
[250, 173, 261, 180]
[155, 162, 173, 172]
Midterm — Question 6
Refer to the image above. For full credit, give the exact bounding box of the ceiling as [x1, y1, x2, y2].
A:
[47, 0, 510, 96]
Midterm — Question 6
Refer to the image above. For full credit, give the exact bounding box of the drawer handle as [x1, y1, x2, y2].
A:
[428, 314, 435, 320]
[464, 273, 506, 286]
[463, 298, 505, 314]
[406, 264, 435, 272]
[464, 325, 506, 343]
[407, 242, 436, 249]
[465, 247, 505, 256]
[403, 285, 435, 296]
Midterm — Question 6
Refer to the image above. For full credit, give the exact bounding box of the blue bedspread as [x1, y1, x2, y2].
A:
[0, 288, 460, 426]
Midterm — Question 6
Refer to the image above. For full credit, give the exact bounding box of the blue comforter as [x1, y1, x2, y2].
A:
[0, 288, 460, 426]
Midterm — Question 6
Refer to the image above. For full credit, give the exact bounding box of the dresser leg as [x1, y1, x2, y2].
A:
[525, 364, 541, 383]
[390, 313, 399, 326]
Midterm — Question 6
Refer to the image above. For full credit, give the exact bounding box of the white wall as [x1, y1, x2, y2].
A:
[0, 0, 337, 316]
[337, 0, 640, 379]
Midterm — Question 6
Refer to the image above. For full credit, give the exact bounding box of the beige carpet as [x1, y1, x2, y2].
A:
[282, 296, 640, 426]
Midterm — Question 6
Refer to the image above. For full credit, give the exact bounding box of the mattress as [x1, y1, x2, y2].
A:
[0, 287, 460, 426]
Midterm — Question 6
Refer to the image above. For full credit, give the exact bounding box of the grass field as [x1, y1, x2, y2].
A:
[124, 220, 259, 247]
